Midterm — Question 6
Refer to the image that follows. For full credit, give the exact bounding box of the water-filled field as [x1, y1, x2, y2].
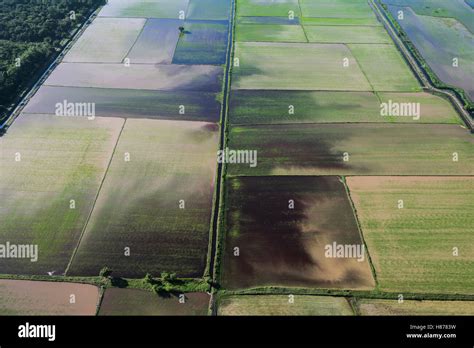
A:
[99, 289, 209, 315]
[348, 176, 474, 294]
[24, 86, 221, 122]
[221, 176, 375, 290]
[0, 114, 123, 275]
[63, 18, 145, 63]
[68, 119, 219, 278]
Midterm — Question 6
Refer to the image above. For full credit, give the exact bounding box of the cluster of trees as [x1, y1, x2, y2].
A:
[0, 0, 105, 121]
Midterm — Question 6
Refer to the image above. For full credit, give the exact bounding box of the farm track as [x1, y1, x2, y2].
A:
[370, 0, 474, 132]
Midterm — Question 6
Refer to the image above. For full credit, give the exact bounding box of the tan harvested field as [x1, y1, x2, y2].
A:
[358, 299, 474, 316]
[63, 18, 145, 63]
[0, 114, 124, 275]
[218, 295, 354, 316]
[0, 279, 99, 315]
[347, 177, 474, 294]
[68, 119, 219, 278]
[221, 176, 375, 290]
[99, 289, 209, 315]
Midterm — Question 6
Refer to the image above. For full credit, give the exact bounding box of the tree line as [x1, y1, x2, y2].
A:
[0, 0, 105, 121]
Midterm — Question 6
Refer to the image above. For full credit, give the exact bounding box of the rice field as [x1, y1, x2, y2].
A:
[228, 124, 474, 176]
[68, 119, 219, 278]
[221, 176, 375, 290]
[0, 114, 123, 275]
[300, 0, 376, 18]
[186, 0, 230, 20]
[99, 0, 190, 19]
[218, 295, 354, 315]
[232, 42, 371, 90]
[0, 280, 99, 315]
[236, 24, 307, 42]
[172, 20, 229, 65]
[229, 90, 460, 124]
[347, 177, 474, 294]
[44, 63, 223, 92]
[126, 18, 182, 64]
[24, 86, 221, 122]
[348, 44, 421, 91]
[99, 289, 209, 315]
[63, 18, 145, 63]
[304, 25, 392, 44]
[357, 299, 474, 316]
[237, 0, 301, 18]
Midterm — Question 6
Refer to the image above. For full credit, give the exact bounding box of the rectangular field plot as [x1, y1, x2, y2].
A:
[357, 299, 474, 316]
[24, 86, 221, 122]
[99, 289, 209, 315]
[0, 114, 123, 275]
[236, 24, 307, 42]
[0, 280, 99, 315]
[237, 16, 301, 25]
[348, 44, 421, 92]
[218, 295, 354, 315]
[63, 18, 145, 63]
[172, 20, 229, 65]
[99, 0, 189, 19]
[221, 176, 375, 290]
[386, 6, 474, 100]
[301, 17, 381, 26]
[186, 0, 230, 20]
[229, 90, 460, 125]
[227, 124, 474, 176]
[237, 0, 301, 18]
[44, 63, 223, 92]
[232, 42, 371, 91]
[68, 119, 219, 278]
[348, 177, 474, 294]
[300, 0, 376, 18]
[127, 19, 181, 64]
[304, 26, 392, 44]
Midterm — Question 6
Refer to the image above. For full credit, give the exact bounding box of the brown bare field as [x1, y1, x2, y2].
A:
[221, 176, 375, 290]
[0, 279, 99, 315]
[98, 289, 209, 315]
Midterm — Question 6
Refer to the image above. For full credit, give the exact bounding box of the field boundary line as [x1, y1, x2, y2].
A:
[64, 118, 128, 276]
[345, 44, 376, 93]
[296, 0, 310, 43]
[341, 176, 379, 288]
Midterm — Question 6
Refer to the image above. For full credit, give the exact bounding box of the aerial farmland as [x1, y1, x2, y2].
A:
[0, 0, 473, 331]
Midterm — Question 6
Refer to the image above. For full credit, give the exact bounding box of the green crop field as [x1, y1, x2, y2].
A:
[304, 25, 392, 44]
[99, 289, 209, 315]
[186, 0, 230, 20]
[237, 0, 301, 18]
[300, 0, 376, 18]
[0, 280, 99, 315]
[218, 295, 354, 315]
[232, 42, 371, 90]
[63, 18, 145, 63]
[68, 119, 219, 278]
[348, 177, 474, 294]
[228, 124, 474, 176]
[0, 114, 123, 275]
[221, 176, 374, 290]
[348, 44, 421, 91]
[229, 90, 460, 124]
[301, 17, 381, 26]
[357, 299, 474, 316]
[236, 24, 307, 42]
